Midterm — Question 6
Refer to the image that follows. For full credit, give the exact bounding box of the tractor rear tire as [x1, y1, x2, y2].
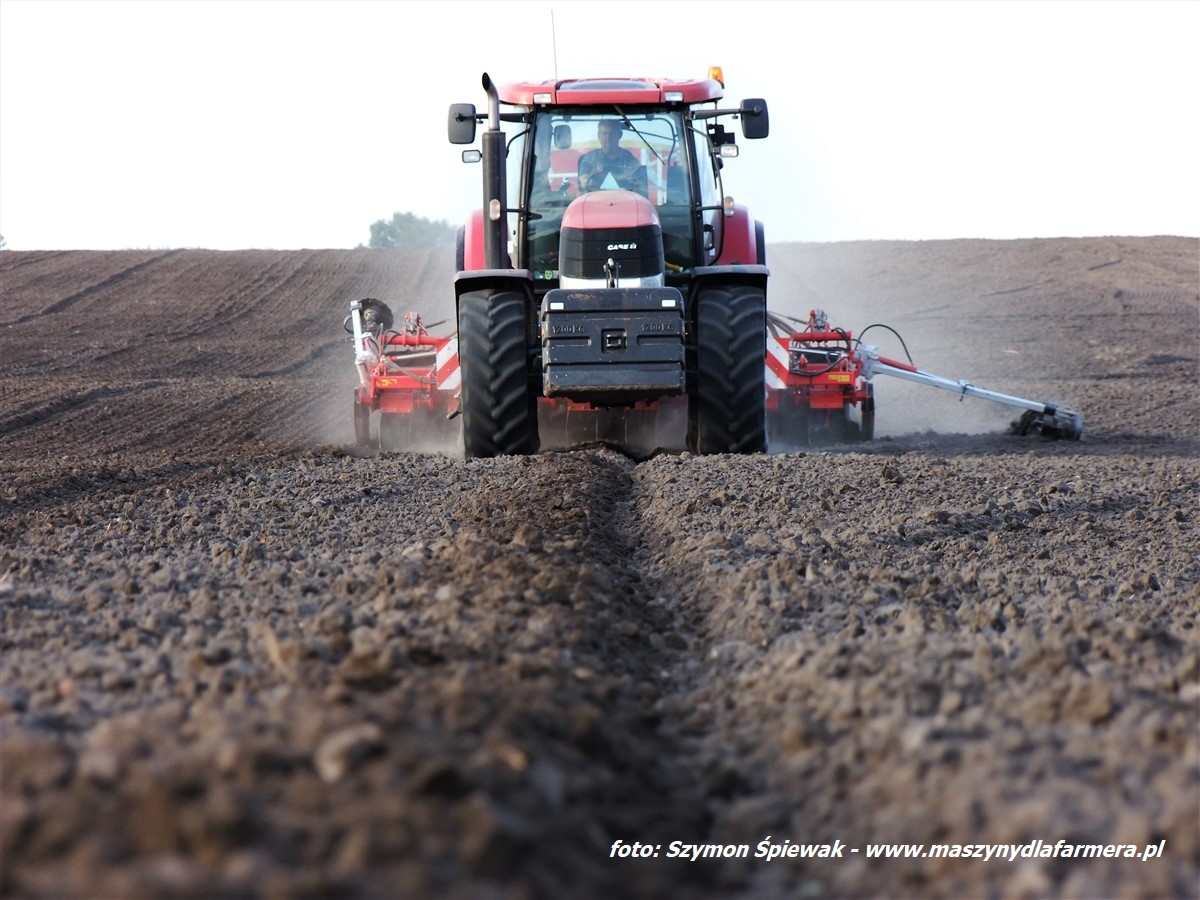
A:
[688, 283, 767, 454]
[458, 290, 539, 458]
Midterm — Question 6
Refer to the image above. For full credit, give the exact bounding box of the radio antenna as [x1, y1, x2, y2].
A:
[551, 9, 559, 82]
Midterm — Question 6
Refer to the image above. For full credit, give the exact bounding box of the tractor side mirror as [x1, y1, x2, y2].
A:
[739, 98, 769, 139]
[448, 104, 478, 144]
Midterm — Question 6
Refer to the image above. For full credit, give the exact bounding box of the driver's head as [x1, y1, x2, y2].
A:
[597, 119, 623, 150]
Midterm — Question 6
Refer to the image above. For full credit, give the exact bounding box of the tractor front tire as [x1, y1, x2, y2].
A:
[458, 290, 539, 458]
[689, 283, 767, 454]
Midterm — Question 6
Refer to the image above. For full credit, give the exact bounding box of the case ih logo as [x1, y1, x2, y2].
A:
[607, 242, 637, 251]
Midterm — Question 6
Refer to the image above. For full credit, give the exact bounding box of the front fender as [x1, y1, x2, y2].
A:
[689, 264, 770, 297]
[453, 269, 535, 304]
[715, 204, 761, 266]
[460, 209, 487, 271]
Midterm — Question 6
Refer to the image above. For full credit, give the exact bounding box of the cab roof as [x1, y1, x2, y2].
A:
[496, 76, 724, 107]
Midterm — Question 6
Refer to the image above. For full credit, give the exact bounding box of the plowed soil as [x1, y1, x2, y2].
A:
[1, 238, 1197, 899]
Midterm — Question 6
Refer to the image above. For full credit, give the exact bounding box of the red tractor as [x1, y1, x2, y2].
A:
[447, 68, 770, 458]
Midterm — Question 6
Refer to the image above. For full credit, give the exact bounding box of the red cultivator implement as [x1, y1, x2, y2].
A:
[346, 299, 460, 451]
[766, 308, 1082, 447]
[766, 309, 876, 447]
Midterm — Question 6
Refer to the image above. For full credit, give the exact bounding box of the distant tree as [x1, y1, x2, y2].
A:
[0, 234, 7, 250]
[367, 212, 455, 249]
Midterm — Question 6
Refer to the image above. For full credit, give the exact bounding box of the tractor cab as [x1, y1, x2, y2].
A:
[450, 71, 768, 290]
[521, 109, 706, 283]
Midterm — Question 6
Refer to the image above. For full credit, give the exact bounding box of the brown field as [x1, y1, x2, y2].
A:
[1, 237, 1197, 898]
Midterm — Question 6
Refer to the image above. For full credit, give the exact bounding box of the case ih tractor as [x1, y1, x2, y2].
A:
[446, 68, 770, 458]
[346, 68, 1081, 455]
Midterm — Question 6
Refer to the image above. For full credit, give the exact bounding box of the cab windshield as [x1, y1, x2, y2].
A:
[523, 109, 694, 280]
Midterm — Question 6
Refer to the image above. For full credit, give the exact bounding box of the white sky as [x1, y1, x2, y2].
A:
[1, 0, 1196, 251]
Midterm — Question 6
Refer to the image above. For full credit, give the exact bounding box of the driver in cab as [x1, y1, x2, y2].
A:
[578, 119, 646, 195]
